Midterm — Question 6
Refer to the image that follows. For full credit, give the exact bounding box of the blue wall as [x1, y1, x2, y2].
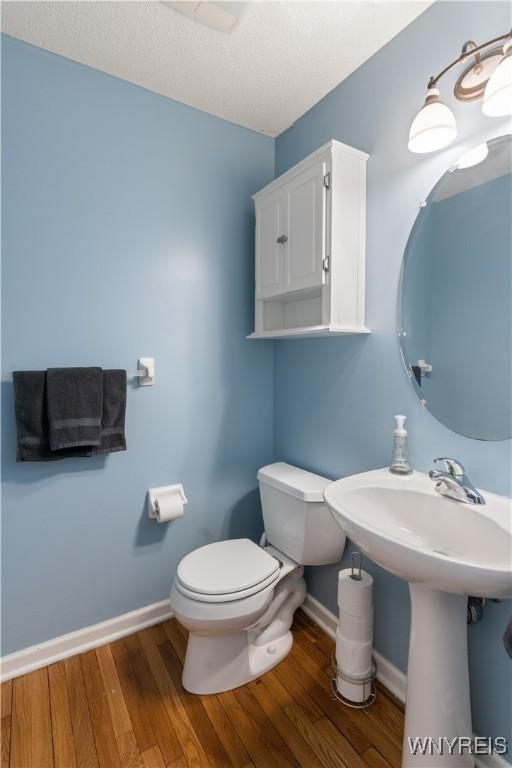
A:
[274, 0, 511, 749]
[1, 35, 274, 655]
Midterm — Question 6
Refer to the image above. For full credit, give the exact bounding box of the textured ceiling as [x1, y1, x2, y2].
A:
[2, 1, 432, 136]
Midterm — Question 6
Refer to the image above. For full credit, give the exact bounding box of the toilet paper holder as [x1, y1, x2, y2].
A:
[148, 484, 188, 521]
[334, 552, 376, 709]
[350, 551, 363, 581]
[331, 655, 377, 709]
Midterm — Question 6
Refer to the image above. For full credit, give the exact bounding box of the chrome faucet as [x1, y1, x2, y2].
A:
[429, 457, 485, 505]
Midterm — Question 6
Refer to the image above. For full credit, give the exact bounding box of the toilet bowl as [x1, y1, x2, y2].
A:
[170, 462, 346, 695]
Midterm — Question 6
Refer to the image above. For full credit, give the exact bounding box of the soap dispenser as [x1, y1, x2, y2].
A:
[390, 415, 412, 475]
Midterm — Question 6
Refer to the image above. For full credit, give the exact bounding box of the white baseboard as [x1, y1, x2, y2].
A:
[301, 593, 510, 768]
[0, 599, 173, 682]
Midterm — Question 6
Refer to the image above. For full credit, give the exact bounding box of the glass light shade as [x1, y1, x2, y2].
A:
[483, 39, 512, 117]
[453, 142, 489, 170]
[408, 88, 457, 154]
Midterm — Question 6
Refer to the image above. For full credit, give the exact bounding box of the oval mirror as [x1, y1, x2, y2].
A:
[399, 134, 511, 441]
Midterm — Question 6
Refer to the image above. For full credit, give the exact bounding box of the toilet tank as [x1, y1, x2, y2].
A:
[257, 462, 346, 565]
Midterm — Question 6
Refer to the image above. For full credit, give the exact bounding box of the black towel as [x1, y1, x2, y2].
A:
[13, 371, 52, 461]
[93, 369, 127, 454]
[13, 371, 90, 461]
[46, 367, 103, 451]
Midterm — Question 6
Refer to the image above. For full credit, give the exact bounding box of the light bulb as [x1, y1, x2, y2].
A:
[408, 87, 457, 154]
[453, 142, 489, 170]
[483, 38, 512, 117]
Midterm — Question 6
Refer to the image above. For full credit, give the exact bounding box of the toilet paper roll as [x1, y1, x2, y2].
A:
[337, 610, 373, 643]
[338, 568, 373, 617]
[148, 484, 187, 523]
[336, 635, 373, 679]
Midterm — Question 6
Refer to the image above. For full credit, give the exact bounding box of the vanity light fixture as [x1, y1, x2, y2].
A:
[483, 38, 512, 116]
[408, 30, 512, 154]
[408, 87, 457, 153]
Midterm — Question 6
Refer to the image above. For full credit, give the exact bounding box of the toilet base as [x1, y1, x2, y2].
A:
[182, 629, 293, 695]
[181, 568, 306, 694]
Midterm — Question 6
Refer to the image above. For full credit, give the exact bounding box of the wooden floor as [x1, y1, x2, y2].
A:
[1, 610, 404, 768]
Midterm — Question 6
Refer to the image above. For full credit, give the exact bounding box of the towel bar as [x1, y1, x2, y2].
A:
[1, 357, 155, 386]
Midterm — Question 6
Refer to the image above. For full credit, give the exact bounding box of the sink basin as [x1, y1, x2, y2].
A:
[324, 468, 512, 598]
[324, 468, 512, 768]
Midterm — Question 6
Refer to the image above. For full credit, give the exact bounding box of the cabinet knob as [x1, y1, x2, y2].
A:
[276, 235, 288, 244]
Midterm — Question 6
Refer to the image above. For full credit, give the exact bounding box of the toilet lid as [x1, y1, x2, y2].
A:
[177, 538, 280, 596]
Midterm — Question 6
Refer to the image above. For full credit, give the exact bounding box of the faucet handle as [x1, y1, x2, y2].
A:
[433, 457, 466, 477]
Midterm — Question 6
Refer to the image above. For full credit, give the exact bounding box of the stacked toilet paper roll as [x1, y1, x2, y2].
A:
[336, 567, 374, 704]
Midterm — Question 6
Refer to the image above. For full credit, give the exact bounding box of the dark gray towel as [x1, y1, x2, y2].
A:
[13, 371, 90, 461]
[46, 367, 103, 450]
[93, 369, 127, 454]
[13, 371, 52, 461]
[504, 618, 512, 659]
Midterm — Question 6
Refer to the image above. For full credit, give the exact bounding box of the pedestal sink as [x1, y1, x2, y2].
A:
[324, 469, 512, 768]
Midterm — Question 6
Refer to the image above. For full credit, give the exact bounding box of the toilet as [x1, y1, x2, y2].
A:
[170, 462, 346, 694]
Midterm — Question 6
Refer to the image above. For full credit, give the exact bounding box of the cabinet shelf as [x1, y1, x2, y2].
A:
[247, 324, 370, 340]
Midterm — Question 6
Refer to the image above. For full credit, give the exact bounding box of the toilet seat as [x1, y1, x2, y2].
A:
[176, 569, 281, 603]
[176, 538, 282, 604]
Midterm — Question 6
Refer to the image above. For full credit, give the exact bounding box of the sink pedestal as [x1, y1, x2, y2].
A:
[403, 584, 473, 768]
[325, 468, 511, 768]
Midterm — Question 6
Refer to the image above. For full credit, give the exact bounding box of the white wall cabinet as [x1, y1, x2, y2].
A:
[249, 140, 369, 339]
[255, 188, 285, 299]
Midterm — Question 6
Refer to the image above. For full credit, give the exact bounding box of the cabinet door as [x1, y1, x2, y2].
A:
[284, 160, 327, 293]
[255, 190, 286, 299]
